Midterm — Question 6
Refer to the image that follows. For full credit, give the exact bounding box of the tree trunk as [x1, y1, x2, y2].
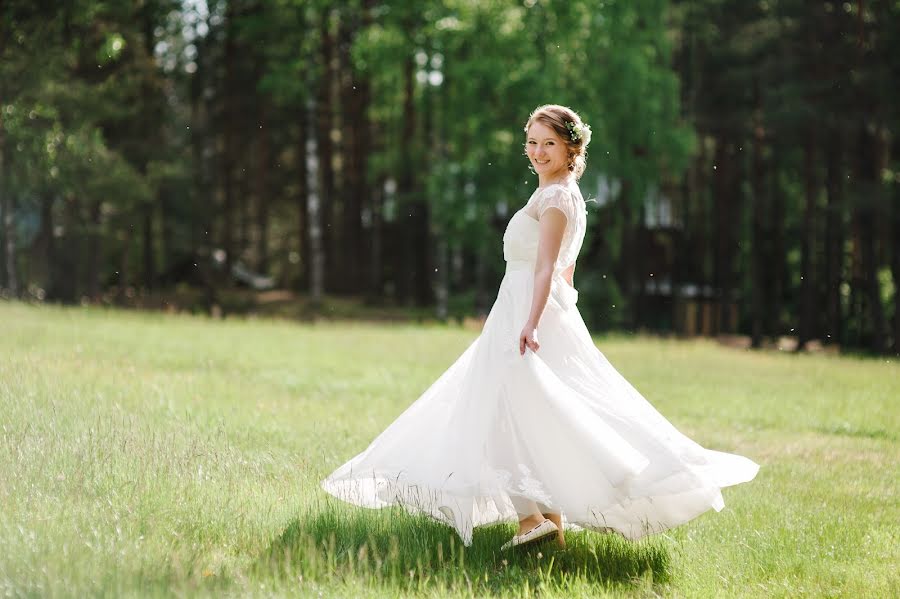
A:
[893, 168, 900, 354]
[367, 178, 384, 302]
[616, 181, 641, 330]
[411, 201, 432, 306]
[673, 164, 693, 336]
[713, 135, 738, 335]
[0, 187, 15, 299]
[824, 128, 845, 346]
[434, 234, 448, 320]
[117, 226, 130, 305]
[87, 200, 102, 298]
[397, 52, 416, 306]
[338, 7, 362, 291]
[750, 79, 767, 348]
[159, 194, 172, 286]
[796, 129, 817, 351]
[256, 100, 270, 274]
[634, 202, 647, 328]
[222, 2, 238, 273]
[358, 0, 374, 294]
[297, 110, 310, 291]
[414, 48, 434, 308]
[189, 39, 204, 259]
[239, 166, 251, 260]
[0, 120, 17, 297]
[317, 8, 336, 294]
[712, 137, 725, 335]
[307, 97, 325, 308]
[856, 205, 886, 351]
[769, 148, 786, 338]
[140, 3, 158, 291]
[854, 123, 888, 352]
[37, 194, 58, 298]
[474, 235, 488, 314]
[692, 134, 712, 334]
[142, 202, 155, 290]
[59, 196, 81, 303]
[189, 37, 219, 314]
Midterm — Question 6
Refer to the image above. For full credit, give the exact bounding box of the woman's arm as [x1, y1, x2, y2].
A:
[519, 207, 567, 354]
[562, 262, 575, 287]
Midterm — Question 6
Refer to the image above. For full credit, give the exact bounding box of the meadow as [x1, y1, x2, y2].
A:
[0, 302, 897, 598]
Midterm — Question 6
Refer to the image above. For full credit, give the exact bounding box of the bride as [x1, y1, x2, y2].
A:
[321, 104, 759, 551]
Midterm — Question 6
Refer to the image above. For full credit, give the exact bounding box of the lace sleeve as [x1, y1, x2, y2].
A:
[536, 185, 576, 223]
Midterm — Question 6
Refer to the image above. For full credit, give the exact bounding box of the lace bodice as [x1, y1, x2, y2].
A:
[503, 181, 587, 270]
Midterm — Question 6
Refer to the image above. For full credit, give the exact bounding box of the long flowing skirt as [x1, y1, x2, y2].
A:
[321, 260, 759, 545]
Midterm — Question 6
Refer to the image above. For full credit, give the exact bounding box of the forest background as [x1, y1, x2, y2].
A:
[2, 0, 898, 354]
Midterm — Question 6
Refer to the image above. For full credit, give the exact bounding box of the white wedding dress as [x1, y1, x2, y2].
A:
[321, 181, 759, 546]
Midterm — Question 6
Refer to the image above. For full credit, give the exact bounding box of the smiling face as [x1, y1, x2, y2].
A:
[525, 120, 571, 182]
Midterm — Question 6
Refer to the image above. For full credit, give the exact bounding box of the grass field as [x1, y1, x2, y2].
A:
[1, 301, 897, 597]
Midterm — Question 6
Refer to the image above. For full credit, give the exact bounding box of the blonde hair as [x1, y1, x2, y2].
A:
[523, 104, 588, 180]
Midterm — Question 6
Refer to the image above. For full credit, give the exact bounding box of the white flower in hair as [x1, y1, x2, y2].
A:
[566, 121, 592, 147]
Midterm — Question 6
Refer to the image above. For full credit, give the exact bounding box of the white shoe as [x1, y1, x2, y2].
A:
[500, 519, 558, 551]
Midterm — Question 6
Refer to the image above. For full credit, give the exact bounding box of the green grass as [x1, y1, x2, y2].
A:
[0, 301, 897, 597]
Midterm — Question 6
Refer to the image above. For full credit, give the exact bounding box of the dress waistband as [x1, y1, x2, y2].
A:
[504, 260, 578, 310]
[504, 260, 535, 273]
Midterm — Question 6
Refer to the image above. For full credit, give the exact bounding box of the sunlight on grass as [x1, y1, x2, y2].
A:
[0, 302, 897, 597]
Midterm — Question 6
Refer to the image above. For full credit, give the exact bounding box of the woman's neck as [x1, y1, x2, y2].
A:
[538, 173, 572, 189]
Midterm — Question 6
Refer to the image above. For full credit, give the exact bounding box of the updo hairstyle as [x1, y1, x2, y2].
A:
[523, 104, 589, 180]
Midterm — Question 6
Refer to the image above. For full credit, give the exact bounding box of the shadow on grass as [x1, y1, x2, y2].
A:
[256, 505, 672, 595]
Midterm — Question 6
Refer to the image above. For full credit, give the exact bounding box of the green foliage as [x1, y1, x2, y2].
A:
[1, 0, 896, 350]
[578, 270, 626, 331]
[97, 32, 127, 64]
[352, 1, 691, 216]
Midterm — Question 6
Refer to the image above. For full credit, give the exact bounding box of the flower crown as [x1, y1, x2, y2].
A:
[565, 121, 591, 147]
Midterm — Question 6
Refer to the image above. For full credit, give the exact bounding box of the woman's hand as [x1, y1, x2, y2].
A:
[519, 322, 540, 355]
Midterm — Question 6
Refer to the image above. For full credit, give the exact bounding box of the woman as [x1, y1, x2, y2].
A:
[321, 104, 759, 551]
